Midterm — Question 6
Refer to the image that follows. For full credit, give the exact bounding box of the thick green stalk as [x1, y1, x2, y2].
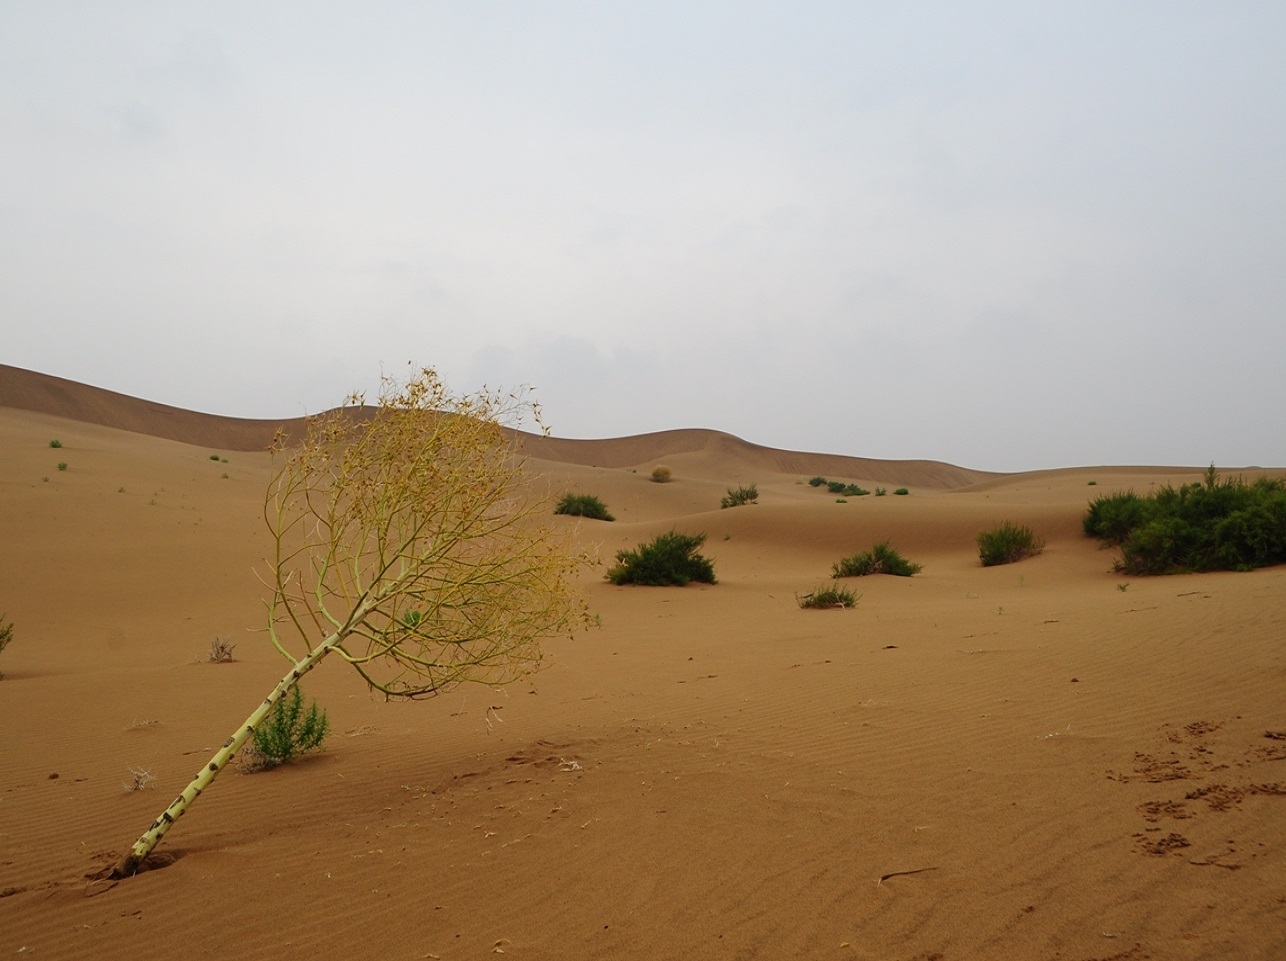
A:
[110, 632, 342, 878]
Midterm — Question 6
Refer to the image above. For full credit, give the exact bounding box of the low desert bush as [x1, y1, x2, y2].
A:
[833, 541, 922, 577]
[49, 439, 62, 448]
[209, 453, 221, 461]
[894, 488, 909, 496]
[57, 462, 68, 471]
[816, 478, 869, 496]
[0, 615, 12, 678]
[607, 530, 716, 586]
[207, 635, 236, 663]
[243, 684, 329, 771]
[650, 465, 672, 483]
[797, 585, 858, 609]
[875, 487, 887, 496]
[977, 522, 1044, 567]
[1085, 467, 1286, 574]
[720, 484, 758, 509]
[554, 493, 615, 521]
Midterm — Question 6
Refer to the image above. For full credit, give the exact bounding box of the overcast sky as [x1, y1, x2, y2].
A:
[3, 3, 1283, 471]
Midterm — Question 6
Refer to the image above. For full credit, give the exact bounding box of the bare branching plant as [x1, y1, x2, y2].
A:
[123, 768, 156, 792]
[207, 635, 236, 663]
[109, 367, 590, 878]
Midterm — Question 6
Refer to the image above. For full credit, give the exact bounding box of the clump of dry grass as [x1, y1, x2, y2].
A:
[207, 635, 236, 663]
[650, 465, 672, 483]
[123, 768, 156, 792]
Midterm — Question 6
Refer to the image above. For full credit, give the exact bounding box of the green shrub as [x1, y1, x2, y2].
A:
[607, 530, 716, 586]
[977, 522, 1044, 567]
[808, 476, 828, 488]
[209, 453, 221, 461]
[57, 462, 68, 471]
[651, 465, 672, 483]
[797, 585, 858, 609]
[842, 484, 870, 497]
[49, 439, 62, 449]
[720, 484, 758, 509]
[833, 541, 922, 577]
[826, 480, 846, 494]
[1085, 468, 1286, 574]
[554, 492, 615, 521]
[1083, 490, 1156, 545]
[894, 488, 909, 496]
[875, 487, 887, 496]
[0, 615, 12, 679]
[247, 684, 329, 769]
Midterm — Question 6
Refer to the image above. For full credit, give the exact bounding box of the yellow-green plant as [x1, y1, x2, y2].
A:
[109, 367, 590, 877]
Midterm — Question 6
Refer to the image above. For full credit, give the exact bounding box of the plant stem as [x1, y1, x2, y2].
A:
[109, 632, 342, 878]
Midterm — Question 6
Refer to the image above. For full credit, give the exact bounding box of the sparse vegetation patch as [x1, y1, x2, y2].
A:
[207, 635, 236, 663]
[720, 484, 758, 509]
[797, 585, 858, 609]
[650, 465, 672, 483]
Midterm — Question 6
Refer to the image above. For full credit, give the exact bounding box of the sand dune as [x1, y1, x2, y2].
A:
[1, 368, 1283, 960]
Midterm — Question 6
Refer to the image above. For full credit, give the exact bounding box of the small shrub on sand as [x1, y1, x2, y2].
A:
[209, 453, 221, 461]
[243, 685, 329, 771]
[894, 488, 909, 496]
[797, 585, 858, 609]
[808, 475, 827, 487]
[123, 768, 157, 792]
[49, 439, 62, 448]
[833, 541, 922, 577]
[651, 465, 673, 483]
[607, 530, 716, 586]
[57, 462, 68, 471]
[826, 480, 846, 494]
[207, 635, 236, 663]
[554, 493, 615, 521]
[0, 615, 12, 678]
[720, 484, 758, 509]
[977, 522, 1044, 567]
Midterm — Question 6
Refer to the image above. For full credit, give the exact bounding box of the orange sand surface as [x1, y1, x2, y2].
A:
[1, 366, 1283, 960]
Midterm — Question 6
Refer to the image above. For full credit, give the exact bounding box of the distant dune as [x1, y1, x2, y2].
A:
[0, 364, 992, 489]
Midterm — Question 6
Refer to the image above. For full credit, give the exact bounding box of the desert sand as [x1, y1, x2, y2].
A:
[1, 365, 1283, 961]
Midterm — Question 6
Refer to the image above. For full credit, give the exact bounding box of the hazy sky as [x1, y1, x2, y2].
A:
[4, 3, 1284, 471]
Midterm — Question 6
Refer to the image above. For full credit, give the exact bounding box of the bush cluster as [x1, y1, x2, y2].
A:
[554, 493, 615, 522]
[720, 484, 758, 509]
[246, 684, 329, 770]
[832, 541, 922, 577]
[977, 522, 1044, 567]
[1084, 468, 1286, 574]
[607, 530, 716, 586]
[808, 476, 891, 497]
[650, 465, 672, 483]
